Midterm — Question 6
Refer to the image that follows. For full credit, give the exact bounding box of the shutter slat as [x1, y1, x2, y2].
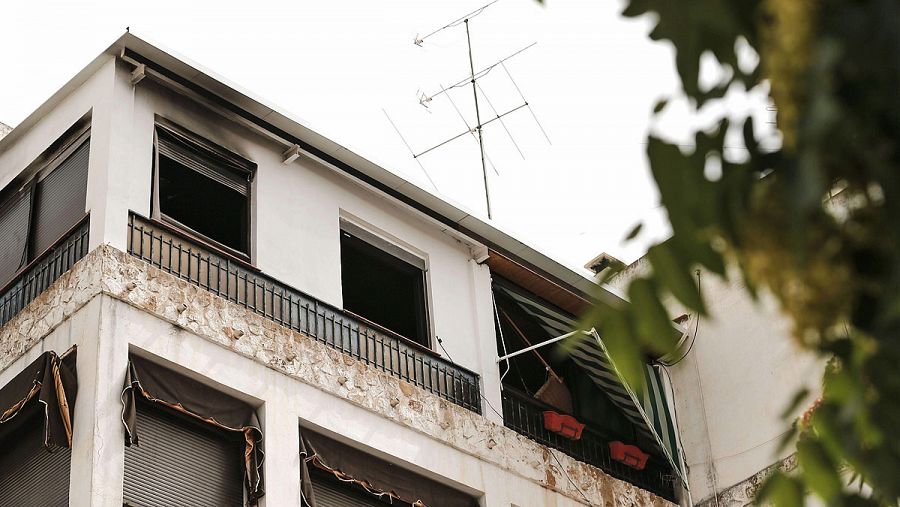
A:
[157, 132, 249, 195]
[0, 417, 71, 507]
[123, 405, 244, 507]
[32, 140, 90, 257]
[0, 192, 31, 286]
[311, 473, 394, 507]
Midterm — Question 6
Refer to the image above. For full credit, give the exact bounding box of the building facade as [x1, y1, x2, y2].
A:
[0, 33, 685, 507]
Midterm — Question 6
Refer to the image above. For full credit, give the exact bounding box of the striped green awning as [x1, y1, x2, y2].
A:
[495, 284, 687, 486]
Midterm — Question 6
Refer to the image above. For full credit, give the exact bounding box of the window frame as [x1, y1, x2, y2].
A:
[151, 119, 255, 262]
[338, 220, 433, 349]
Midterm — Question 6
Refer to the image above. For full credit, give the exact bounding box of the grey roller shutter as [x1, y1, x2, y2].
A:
[156, 129, 250, 195]
[311, 472, 392, 507]
[0, 192, 31, 287]
[32, 139, 90, 257]
[0, 416, 71, 507]
[123, 405, 244, 507]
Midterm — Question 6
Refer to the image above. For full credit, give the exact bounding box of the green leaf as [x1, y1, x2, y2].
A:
[624, 222, 643, 241]
[758, 473, 804, 507]
[628, 278, 679, 356]
[797, 437, 842, 502]
[599, 309, 644, 393]
[652, 99, 668, 114]
[780, 388, 811, 419]
[647, 241, 706, 313]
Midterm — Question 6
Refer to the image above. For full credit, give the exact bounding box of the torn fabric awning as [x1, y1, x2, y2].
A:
[0, 347, 77, 450]
[493, 283, 687, 486]
[300, 427, 477, 507]
[121, 354, 265, 502]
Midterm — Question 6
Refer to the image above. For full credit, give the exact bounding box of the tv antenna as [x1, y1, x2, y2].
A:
[401, 0, 550, 219]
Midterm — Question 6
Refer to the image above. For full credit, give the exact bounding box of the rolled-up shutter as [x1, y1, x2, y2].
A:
[156, 128, 250, 195]
[311, 470, 391, 507]
[0, 191, 31, 287]
[32, 139, 90, 257]
[0, 414, 71, 507]
[123, 404, 244, 507]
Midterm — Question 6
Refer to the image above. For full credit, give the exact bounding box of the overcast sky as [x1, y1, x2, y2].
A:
[0, 1, 720, 271]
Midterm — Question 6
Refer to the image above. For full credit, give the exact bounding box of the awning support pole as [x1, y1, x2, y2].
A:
[495, 329, 592, 363]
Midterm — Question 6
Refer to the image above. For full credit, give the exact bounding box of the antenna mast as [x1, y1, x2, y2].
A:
[405, 0, 549, 219]
[463, 18, 492, 218]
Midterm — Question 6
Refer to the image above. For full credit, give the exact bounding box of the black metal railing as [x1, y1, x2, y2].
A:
[126, 213, 482, 413]
[501, 387, 677, 501]
[0, 216, 90, 327]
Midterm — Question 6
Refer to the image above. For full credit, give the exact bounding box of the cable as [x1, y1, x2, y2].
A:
[493, 290, 512, 385]
[548, 447, 594, 506]
[659, 270, 702, 367]
[436, 336, 505, 421]
[657, 364, 690, 482]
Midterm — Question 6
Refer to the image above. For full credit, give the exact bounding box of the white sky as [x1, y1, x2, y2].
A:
[0, 1, 715, 269]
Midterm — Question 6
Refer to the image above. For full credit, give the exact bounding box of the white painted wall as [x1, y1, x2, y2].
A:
[608, 260, 823, 503]
[0, 53, 505, 419]
[115, 76, 502, 414]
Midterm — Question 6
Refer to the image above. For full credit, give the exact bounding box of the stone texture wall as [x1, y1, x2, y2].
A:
[696, 455, 796, 507]
[0, 245, 675, 507]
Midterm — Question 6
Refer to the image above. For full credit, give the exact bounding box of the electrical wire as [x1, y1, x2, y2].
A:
[657, 364, 691, 483]
[659, 270, 702, 367]
[548, 447, 594, 506]
[436, 337, 505, 421]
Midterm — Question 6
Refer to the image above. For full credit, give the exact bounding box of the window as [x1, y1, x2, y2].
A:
[121, 355, 264, 505]
[339, 224, 429, 347]
[0, 350, 77, 507]
[153, 121, 254, 258]
[0, 129, 90, 288]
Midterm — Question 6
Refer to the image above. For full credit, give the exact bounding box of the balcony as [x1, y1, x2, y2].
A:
[0, 216, 90, 327]
[126, 213, 482, 413]
[501, 387, 677, 502]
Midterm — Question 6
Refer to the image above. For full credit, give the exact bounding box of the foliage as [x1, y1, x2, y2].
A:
[585, 0, 900, 504]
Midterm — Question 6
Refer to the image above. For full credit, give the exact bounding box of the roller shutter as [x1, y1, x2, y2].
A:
[311, 470, 392, 507]
[0, 192, 31, 287]
[123, 404, 244, 507]
[32, 139, 90, 257]
[0, 415, 71, 507]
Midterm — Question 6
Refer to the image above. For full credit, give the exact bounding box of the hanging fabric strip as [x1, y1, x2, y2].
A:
[0, 347, 77, 450]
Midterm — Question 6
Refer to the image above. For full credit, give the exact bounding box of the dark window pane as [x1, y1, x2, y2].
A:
[340, 232, 428, 346]
[159, 154, 248, 254]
